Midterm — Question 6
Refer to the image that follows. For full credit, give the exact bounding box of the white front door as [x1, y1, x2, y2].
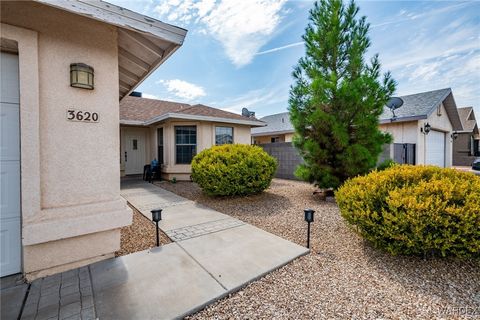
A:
[0, 52, 22, 276]
[125, 133, 146, 174]
[426, 130, 446, 167]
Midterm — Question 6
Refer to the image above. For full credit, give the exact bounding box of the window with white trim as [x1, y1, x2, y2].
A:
[215, 126, 233, 145]
[175, 126, 196, 164]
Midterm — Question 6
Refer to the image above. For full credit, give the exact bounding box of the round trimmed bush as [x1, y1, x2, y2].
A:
[191, 144, 277, 196]
[335, 165, 480, 258]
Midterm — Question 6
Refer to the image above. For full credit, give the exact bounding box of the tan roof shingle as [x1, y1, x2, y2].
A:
[120, 96, 263, 126]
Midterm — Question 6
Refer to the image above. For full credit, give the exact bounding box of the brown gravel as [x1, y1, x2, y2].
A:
[157, 179, 480, 320]
[115, 205, 171, 257]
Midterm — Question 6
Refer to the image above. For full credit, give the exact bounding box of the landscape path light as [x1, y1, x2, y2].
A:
[151, 209, 162, 247]
[304, 209, 315, 249]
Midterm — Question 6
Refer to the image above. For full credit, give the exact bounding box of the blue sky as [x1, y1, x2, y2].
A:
[110, 0, 480, 118]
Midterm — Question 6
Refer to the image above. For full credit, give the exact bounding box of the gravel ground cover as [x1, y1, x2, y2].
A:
[116, 205, 171, 257]
[158, 179, 480, 319]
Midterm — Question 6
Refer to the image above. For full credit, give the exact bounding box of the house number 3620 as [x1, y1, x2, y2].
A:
[66, 109, 99, 122]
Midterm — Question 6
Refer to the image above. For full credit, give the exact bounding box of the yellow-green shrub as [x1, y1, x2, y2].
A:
[336, 165, 480, 258]
[191, 144, 277, 196]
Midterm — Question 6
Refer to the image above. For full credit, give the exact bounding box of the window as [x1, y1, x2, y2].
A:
[175, 126, 196, 164]
[271, 137, 280, 143]
[132, 139, 138, 150]
[157, 128, 164, 164]
[215, 126, 233, 145]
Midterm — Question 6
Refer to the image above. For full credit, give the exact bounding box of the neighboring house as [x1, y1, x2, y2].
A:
[0, 0, 186, 280]
[251, 112, 294, 144]
[253, 88, 464, 177]
[120, 94, 264, 180]
[453, 107, 480, 166]
[379, 88, 463, 168]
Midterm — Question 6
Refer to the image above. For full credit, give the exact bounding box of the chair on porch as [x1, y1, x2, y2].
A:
[143, 159, 161, 183]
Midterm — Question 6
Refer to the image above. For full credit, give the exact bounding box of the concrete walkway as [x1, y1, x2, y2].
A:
[105, 180, 309, 319]
[8, 180, 308, 320]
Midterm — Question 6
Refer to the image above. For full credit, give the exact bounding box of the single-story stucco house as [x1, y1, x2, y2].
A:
[0, 0, 186, 280]
[251, 112, 294, 144]
[452, 107, 480, 166]
[253, 88, 464, 171]
[379, 88, 463, 167]
[120, 93, 264, 180]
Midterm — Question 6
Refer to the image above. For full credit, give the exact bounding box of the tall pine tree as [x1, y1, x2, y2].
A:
[289, 0, 396, 189]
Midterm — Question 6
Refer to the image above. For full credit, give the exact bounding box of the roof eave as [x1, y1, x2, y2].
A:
[121, 113, 266, 127]
[251, 129, 295, 137]
[379, 115, 427, 124]
[35, 0, 187, 44]
[35, 0, 187, 100]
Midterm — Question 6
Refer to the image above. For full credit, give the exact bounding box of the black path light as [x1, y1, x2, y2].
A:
[151, 209, 162, 247]
[304, 209, 315, 249]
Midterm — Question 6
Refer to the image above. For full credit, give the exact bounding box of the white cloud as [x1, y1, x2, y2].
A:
[142, 93, 160, 100]
[153, 0, 288, 67]
[256, 41, 304, 55]
[158, 79, 206, 101]
[408, 61, 442, 82]
[216, 84, 289, 116]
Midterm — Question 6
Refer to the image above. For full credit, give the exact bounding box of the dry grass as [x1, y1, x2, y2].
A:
[158, 179, 480, 319]
[115, 205, 171, 257]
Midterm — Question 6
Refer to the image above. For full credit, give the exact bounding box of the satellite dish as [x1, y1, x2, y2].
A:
[242, 107, 255, 118]
[386, 97, 403, 120]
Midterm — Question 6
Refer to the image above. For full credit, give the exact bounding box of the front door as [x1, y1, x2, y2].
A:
[125, 133, 146, 175]
[0, 52, 22, 276]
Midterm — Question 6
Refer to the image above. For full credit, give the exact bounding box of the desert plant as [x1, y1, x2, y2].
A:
[289, 0, 396, 189]
[336, 165, 480, 258]
[191, 144, 277, 196]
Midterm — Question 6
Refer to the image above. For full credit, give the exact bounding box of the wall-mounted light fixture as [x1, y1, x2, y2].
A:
[450, 131, 458, 140]
[70, 63, 94, 90]
[421, 122, 431, 135]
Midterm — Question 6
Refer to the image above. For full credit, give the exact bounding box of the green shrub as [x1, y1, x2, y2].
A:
[191, 144, 277, 196]
[335, 165, 480, 258]
[376, 159, 396, 171]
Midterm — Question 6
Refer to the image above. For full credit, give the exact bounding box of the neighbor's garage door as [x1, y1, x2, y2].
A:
[0, 52, 22, 276]
[426, 130, 445, 167]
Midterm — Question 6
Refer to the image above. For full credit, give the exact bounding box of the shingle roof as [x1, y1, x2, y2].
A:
[253, 88, 464, 136]
[251, 112, 294, 135]
[380, 88, 463, 130]
[457, 107, 478, 133]
[380, 88, 451, 121]
[120, 96, 264, 126]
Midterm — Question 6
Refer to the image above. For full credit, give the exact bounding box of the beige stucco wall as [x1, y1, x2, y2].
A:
[284, 133, 294, 142]
[1, 2, 132, 280]
[379, 103, 454, 166]
[253, 133, 291, 144]
[120, 121, 252, 180]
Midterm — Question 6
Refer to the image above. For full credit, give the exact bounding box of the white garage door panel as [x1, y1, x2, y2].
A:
[0, 102, 20, 161]
[426, 130, 445, 167]
[0, 52, 20, 104]
[0, 162, 21, 218]
[0, 220, 21, 276]
[1, 51, 21, 276]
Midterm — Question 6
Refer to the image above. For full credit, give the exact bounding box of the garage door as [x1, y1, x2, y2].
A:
[426, 130, 445, 167]
[0, 52, 22, 276]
